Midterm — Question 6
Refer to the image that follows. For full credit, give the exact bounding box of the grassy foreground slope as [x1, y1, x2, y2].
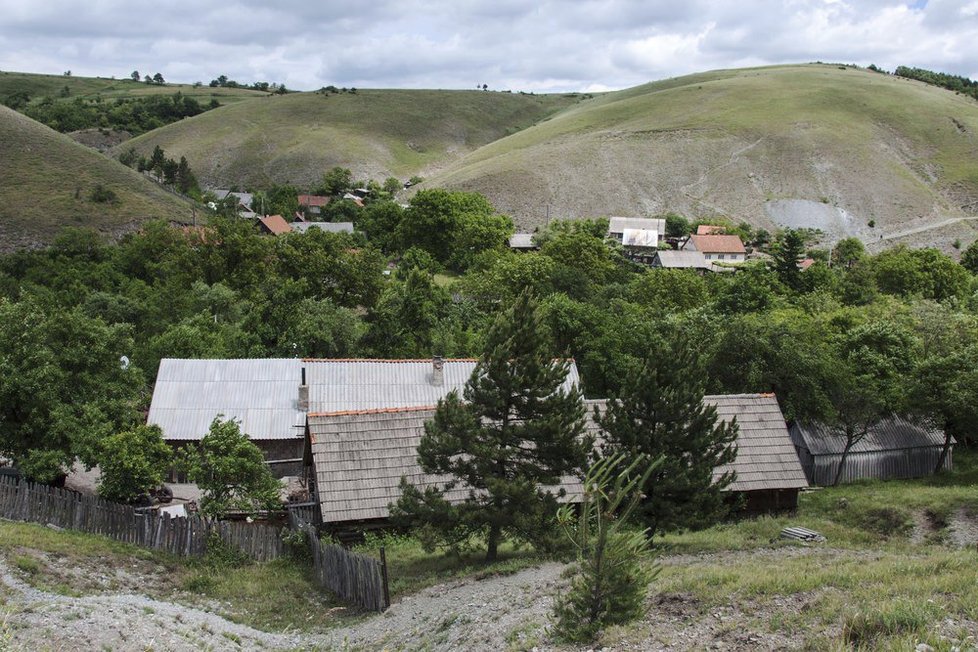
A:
[0, 70, 267, 107]
[0, 105, 192, 250]
[425, 64, 978, 238]
[116, 89, 584, 188]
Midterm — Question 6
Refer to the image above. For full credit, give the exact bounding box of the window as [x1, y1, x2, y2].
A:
[718, 254, 725, 260]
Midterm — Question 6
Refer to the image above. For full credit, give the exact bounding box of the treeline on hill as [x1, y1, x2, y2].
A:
[209, 74, 288, 94]
[869, 63, 978, 101]
[3, 91, 217, 134]
[1, 188, 978, 488]
[118, 145, 201, 197]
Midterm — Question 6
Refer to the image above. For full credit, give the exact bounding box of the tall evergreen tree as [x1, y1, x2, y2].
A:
[773, 228, 806, 291]
[598, 336, 738, 537]
[393, 290, 588, 561]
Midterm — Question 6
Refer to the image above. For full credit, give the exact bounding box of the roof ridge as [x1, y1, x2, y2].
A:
[307, 405, 439, 418]
[302, 358, 480, 363]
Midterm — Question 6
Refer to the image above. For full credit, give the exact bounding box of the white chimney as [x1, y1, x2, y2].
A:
[431, 356, 444, 387]
[298, 366, 309, 411]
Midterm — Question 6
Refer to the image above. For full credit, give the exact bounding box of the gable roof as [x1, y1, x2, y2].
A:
[654, 250, 713, 269]
[297, 194, 331, 208]
[509, 233, 537, 249]
[148, 358, 306, 441]
[589, 394, 807, 492]
[258, 214, 292, 235]
[686, 234, 746, 254]
[608, 217, 665, 234]
[696, 224, 726, 235]
[227, 191, 253, 210]
[789, 417, 948, 456]
[304, 358, 580, 414]
[307, 401, 594, 524]
[147, 358, 580, 442]
[291, 221, 354, 234]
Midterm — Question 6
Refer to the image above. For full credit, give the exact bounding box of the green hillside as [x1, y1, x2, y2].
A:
[116, 89, 584, 188]
[0, 70, 266, 107]
[0, 105, 193, 251]
[422, 64, 978, 245]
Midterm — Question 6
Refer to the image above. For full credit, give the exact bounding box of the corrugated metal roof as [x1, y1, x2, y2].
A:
[308, 406, 585, 524]
[588, 394, 807, 492]
[654, 250, 713, 269]
[608, 217, 665, 234]
[148, 358, 581, 442]
[291, 222, 353, 234]
[148, 358, 305, 441]
[305, 359, 580, 415]
[509, 233, 537, 248]
[789, 417, 948, 456]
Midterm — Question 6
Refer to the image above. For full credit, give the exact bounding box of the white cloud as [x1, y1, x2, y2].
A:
[0, 0, 975, 90]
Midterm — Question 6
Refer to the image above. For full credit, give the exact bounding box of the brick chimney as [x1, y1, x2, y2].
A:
[298, 366, 309, 411]
[431, 356, 444, 387]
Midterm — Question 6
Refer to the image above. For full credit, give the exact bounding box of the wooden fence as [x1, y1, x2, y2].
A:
[0, 476, 283, 561]
[305, 526, 389, 612]
[0, 476, 389, 611]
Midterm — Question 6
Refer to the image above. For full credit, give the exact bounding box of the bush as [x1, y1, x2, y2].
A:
[89, 184, 118, 204]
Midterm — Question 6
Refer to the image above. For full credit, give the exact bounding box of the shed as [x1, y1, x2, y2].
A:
[508, 233, 538, 250]
[789, 418, 951, 485]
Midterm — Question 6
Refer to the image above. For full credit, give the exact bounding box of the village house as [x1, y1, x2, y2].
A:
[696, 224, 726, 235]
[607, 217, 666, 264]
[681, 233, 747, 263]
[651, 249, 716, 272]
[508, 233, 539, 251]
[297, 194, 331, 215]
[302, 391, 806, 527]
[789, 417, 952, 486]
[257, 214, 292, 235]
[147, 357, 581, 481]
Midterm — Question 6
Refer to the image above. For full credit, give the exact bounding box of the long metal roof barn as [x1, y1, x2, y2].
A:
[148, 358, 581, 441]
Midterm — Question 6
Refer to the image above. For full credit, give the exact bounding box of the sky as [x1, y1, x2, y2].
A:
[1, 0, 977, 93]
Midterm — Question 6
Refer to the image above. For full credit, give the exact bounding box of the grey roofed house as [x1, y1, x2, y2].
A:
[305, 392, 804, 525]
[290, 222, 354, 234]
[508, 233, 538, 250]
[607, 217, 666, 247]
[306, 400, 597, 525]
[652, 250, 715, 270]
[789, 417, 951, 486]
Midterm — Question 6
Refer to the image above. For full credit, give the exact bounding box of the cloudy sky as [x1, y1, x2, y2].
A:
[1, 0, 977, 92]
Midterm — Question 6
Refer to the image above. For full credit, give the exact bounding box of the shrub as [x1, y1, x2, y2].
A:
[89, 184, 118, 204]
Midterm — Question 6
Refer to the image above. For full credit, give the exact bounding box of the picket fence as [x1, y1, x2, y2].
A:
[306, 526, 389, 612]
[0, 476, 390, 611]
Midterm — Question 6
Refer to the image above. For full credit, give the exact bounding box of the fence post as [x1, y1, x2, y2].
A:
[380, 546, 391, 609]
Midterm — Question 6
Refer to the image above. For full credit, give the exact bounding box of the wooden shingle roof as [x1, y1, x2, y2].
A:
[307, 406, 586, 524]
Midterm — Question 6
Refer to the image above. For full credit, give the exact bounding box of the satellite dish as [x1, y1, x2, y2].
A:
[119, 355, 131, 370]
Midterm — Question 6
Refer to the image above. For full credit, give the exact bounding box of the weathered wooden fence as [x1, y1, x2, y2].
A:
[305, 526, 389, 612]
[0, 477, 389, 611]
[0, 476, 283, 561]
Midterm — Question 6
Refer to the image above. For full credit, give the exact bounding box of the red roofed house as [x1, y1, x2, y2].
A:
[682, 234, 746, 263]
[258, 214, 293, 236]
[696, 224, 726, 235]
[298, 195, 331, 216]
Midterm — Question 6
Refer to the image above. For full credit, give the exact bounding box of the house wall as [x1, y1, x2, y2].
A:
[165, 438, 305, 481]
[807, 447, 952, 486]
[702, 252, 743, 262]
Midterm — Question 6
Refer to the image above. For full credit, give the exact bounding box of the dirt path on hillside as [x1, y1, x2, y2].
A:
[3, 544, 971, 651]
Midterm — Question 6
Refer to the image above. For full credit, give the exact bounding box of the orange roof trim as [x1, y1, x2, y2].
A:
[307, 405, 438, 418]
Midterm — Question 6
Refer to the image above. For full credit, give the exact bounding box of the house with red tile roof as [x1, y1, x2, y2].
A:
[258, 214, 292, 236]
[681, 234, 746, 263]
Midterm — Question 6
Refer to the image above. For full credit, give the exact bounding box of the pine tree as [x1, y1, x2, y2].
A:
[393, 290, 588, 561]
[773, 228, 806, 291]
[598, 336, 738, 537]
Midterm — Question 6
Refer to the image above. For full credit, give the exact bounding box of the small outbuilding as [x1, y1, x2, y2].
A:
[788, 417, 952, 486]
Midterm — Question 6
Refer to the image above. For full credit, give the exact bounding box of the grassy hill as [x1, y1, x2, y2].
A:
[115, 89, 584, 189]
[0, 105, 193, 251]
[0, 70, 267, 107]
[422, 64, 978, 244]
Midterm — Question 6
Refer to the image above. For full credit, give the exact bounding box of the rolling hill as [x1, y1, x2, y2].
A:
[0, 105, 193, 251]
[421, 64, 978, 246]
[0, 70, 267, 108]
[114, 89, 584, 188]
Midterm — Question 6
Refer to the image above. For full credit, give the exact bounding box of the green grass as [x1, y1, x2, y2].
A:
[354, 531, 546, 598]
[0, 104, 192, 250]
[117, 89, 583, 189]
